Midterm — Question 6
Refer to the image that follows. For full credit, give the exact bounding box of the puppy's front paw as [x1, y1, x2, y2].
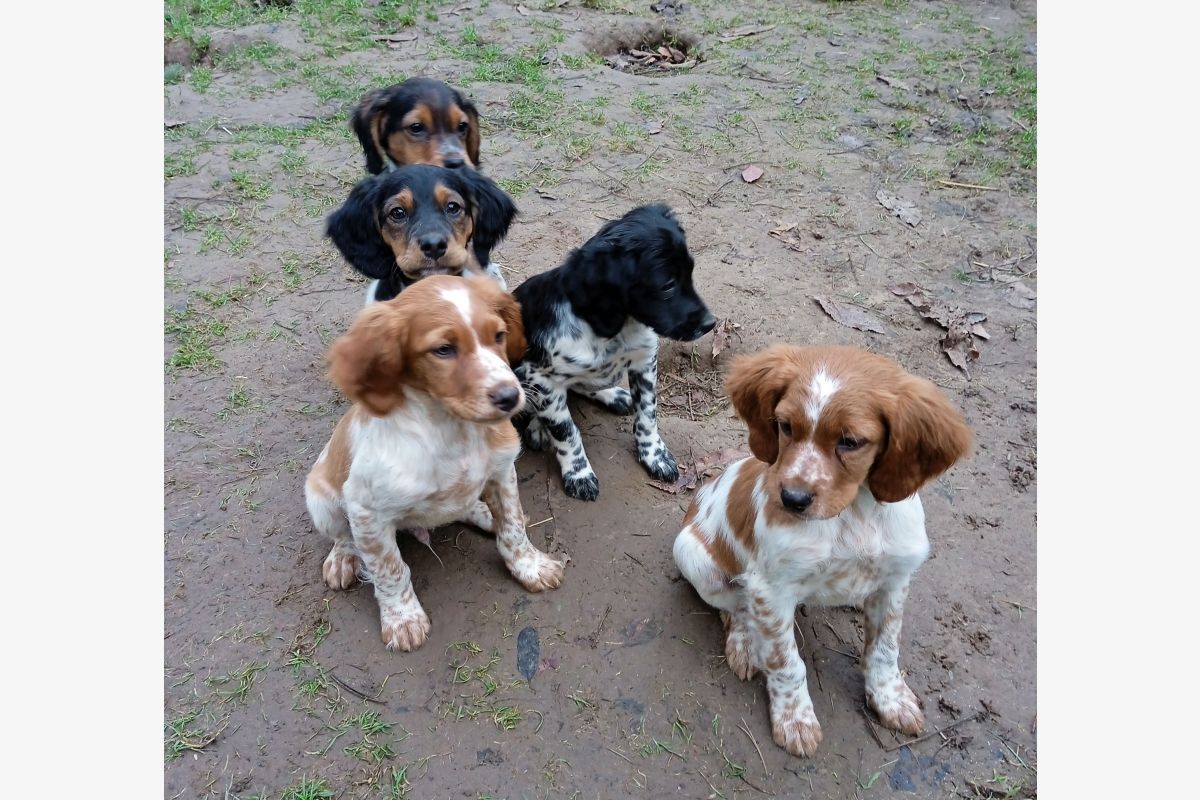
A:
[510, 550, 567, 592]
[725, 626, 759, 681]
[867, 680, 925, 736]
[562, 469, 600, 501]
[594, 387, 634, 415]
[771, 703, 824, 758]
[521, 418, 550, 451]
[322, 545, 361, 590]
[380, 606, 432, 652]
[639, 447, 679, 482]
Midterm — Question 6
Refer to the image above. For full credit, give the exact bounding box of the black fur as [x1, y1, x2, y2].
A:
[514, 204, 715, 355]
[325, 164, 518, 302]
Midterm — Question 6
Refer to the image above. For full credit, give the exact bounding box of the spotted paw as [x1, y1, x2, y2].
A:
[510, 550, 567, 592]
[322, 545, 361, 589]
[867, 680, 925, 736]
[592, 387, 634, 415]
[639, 448, 679, 482]
[520, 417, 550, 451]
[771, 704, 824, 757]
[380, 607, 432, 652]
[725, 626, 759, 681]
[562, 470, 600, 501]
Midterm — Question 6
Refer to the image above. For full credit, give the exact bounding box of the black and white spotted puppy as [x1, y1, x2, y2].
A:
[512, 204, 716, 501]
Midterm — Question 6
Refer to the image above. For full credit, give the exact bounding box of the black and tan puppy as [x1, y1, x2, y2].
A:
[327, 164, 517, 303]
[352, 78, 481, 174]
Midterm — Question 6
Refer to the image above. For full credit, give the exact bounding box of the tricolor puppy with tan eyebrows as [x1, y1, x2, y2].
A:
[305, 275, 566, 653]
[673, 345, 971, 757]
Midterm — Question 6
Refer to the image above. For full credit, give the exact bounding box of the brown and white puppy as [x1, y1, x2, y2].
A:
[352, 78, 481, 175]
[305, 275, 566, 653]
[673, 345, 971, 757]
[326, 164, 517, 303]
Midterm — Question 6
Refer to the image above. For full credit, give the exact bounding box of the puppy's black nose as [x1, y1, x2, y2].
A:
[490, 386, 520, 412]
[780, 488, 814, 512]
[696, 311, 717, 336]
[419, 235, 448, 260]
[443, 155, 465, 169]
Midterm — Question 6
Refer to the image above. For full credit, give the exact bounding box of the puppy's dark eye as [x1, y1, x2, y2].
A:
[495, 330, 506, 345]
[446, 201, 462, 216]
[777, 420, 792, 437]
[457, 121, 470, 134]
[433, 343, 457, 358]
[837, 435, 864, 451]
[660, 279, 677, 299]
[388, 207, 407, 222]
[408, 122, 425, 135]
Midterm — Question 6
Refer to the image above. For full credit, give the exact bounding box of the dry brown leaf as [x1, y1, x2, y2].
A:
[515, 3, 530, 14]
[711, 318, 742, 360]
[889, 281, 920, 296]
[770, 222, 797, 236]
[667, 46, 685, 62]
[719, 24, 777, 42]
[877, 189, 922, 226]
[645, 120, 663, 134]
[813, 296, 888, 335]
[741, 165, 764, 183]
[1006, 282, 1037, 309]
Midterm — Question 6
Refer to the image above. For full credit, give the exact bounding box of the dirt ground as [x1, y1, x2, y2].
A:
[164, 1, 1036, 797]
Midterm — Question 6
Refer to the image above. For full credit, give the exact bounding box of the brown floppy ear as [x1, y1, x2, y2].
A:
[495, 290, 526, 364]
[326, 303, 408, 416]
[725, 346, 798, 464]
[868, 373, 972, 503]
[463, 99, 481, 167]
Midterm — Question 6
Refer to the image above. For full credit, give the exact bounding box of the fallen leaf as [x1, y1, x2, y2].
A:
[793, 85, 809, 105]
[813, 296, 888, 334]
[741, 165, 764, 183]
[942, 330, 980, 374]
[164, 119, 188, 128]
[719, 23, 777, 42]
[375, 31, 418, 43]
[711, 317, 742, 360]
[970, 323, 990, 340]
[876, 74, 912, 92]
[893, 283, 988, 375]
[889, 281, 920, 296]
[516, 626, 539, 682]
[877, 189, 922, 226]
[657, 46, 672, 58]
[620, 618, 662, 646]
[667, 46, 686, 62]
[770, 222, 797, 236]
[1006, 282, 1037, 309]
[515, 3, 529, 14]
[645, 120, 663, 134]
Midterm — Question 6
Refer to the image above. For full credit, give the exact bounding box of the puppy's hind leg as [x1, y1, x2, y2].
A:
[673, 524, 756, 679]
[306, 478, 361, 590]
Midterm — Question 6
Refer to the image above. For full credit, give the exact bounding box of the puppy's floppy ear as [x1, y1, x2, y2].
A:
[725, 346, 799, 464]
[327, 302, 408, 417]
[351, 89, 388, 175]
[458, 169, 517, 259]
[868, 373, 972, 503]
[326, 176, 396, 280]
[491, 284, 527, 364]
[453, 88, 482, 166]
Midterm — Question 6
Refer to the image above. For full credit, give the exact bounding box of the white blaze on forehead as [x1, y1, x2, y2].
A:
[804, 367, 841, 426]
[440, 286, 474, 326]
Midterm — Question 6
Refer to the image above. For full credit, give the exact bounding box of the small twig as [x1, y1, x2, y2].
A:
[858, 235, 884, 259]
[823, 645, 860, 661]
[606, 746, 634, 764]
[863, 709, 887, 750]
[936, 179, 999, 191]
[738, 774, 772, 795]
[525, 516, 554, 529]
[883, 712, 983, 752]
[1001, 599, 1037, 612]
[738, 717, 770, 778]
[329, 672, 385, 704]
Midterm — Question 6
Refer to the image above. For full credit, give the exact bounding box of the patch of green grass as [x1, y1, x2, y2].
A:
[165, 63, 186, 85]
[180, 207, 202, 232]
[229, 146, 263, 161]
[231, 170, 272, 201]
[630, 91, 655, 115]
[389, 766, 412, 800]
[609, 120, 648, 153]
[166, 308, 227, 372]
[164, 708, 230, 761]
[207, 660, 268, 703]
[279, 776, 335, 800]
[279, 148, 308, 174]
[890, 117, 915, 140]
[492, 705, 522, 731]
[189, 65, 214, 93]
[677, 84, 707, 107]
[494, 177, 530, 197]
[165, 150, 198, 179]
[560, 52, 598, 69]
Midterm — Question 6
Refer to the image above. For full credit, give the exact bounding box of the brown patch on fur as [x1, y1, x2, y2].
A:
[725, 460, 763, 554]
[468, 276, 526, 364]
[701, 530, 742, 578]
[308, 407, 357, 493]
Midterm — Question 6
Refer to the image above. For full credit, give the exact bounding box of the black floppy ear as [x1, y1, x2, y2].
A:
[457, 170, 517, 264]
[563, 239, 630, 338]
[453, 88, 482, 167]
[351, 89, 387, 175]
[325, 177, 396, 280]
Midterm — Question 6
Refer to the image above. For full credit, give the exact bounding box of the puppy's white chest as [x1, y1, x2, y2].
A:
[551, 319, 657, 388]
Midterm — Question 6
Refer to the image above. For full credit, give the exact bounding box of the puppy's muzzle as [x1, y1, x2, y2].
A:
[780, 487, 815, 513]
[489, 386, 521, 413]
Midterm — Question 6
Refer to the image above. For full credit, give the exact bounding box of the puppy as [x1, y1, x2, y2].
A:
[352, 78, 481, 174]
[350, 78, 511, 286]
[673, 345, 971, 756]
[305, 275, 566, 652]
[513, 204, 715, 501]
[326, 164, 517, 303]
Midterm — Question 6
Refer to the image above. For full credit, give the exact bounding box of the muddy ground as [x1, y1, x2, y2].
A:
[164, 1, 1036, 797]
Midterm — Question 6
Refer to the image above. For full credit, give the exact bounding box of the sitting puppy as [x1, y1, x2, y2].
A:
[326, 164, 517, 303]
[673, 345, 971, 757]
[305, 275, 566, 653]
[513, 204, 715, 501]
[350, 78, 510, 289]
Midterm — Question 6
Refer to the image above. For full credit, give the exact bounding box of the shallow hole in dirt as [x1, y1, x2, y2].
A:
[590, 24, 702, 75]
